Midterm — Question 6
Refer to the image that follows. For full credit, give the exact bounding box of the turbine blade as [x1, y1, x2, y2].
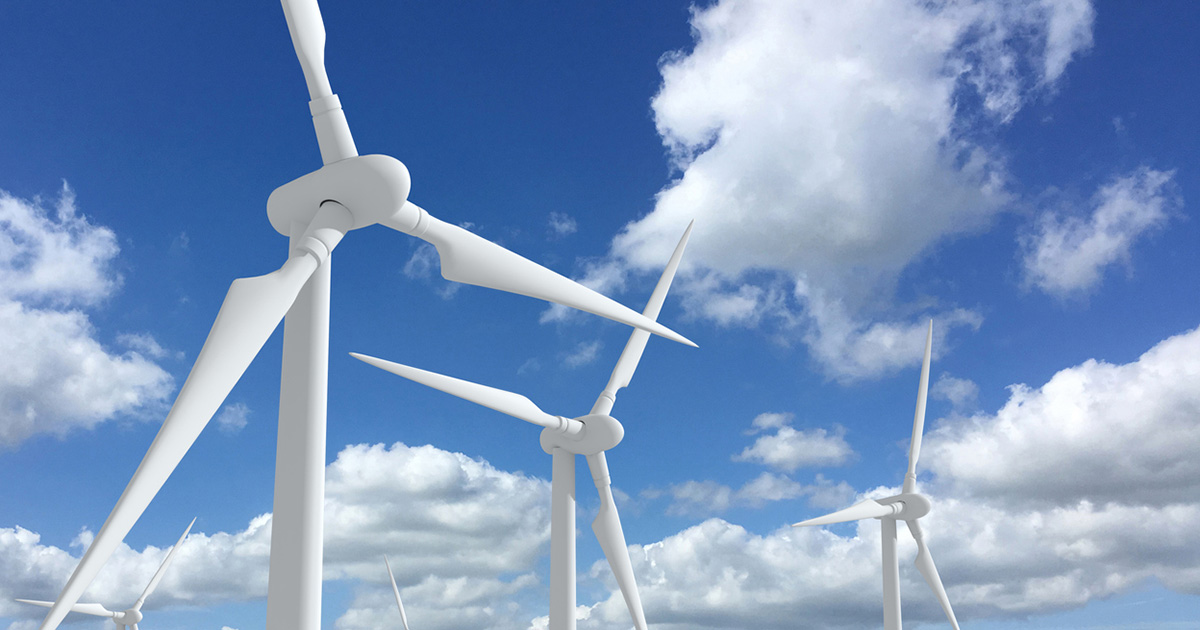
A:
[384, 556, 411, 630]
[135, 517, 196, 609]
[907, 519, 961, 630]
[16, 600, 115, 618]
[903, 319, 933, 494]
[602, 221, 693, 402]
[406, 209, 695, 347]
[279, 0, 332, 99]
[38, 254, 320, 630]
[586, 453, 648, 630]
[350, 353, 571, 432]
[791, 499, 895, 527]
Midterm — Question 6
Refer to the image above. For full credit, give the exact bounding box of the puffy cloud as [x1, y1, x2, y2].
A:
[1022, 167, 1179, 297]
[0, 186, 172, 447]
[931, 373, 980, 411]
[576, 490, 1200, 630]
[924, 325, 1200, 508]
[215, 403, 250, 435]
[733, 413, 855, 471]
[2, 442, 549, 629]
[0, 184, 119, 306]
[572, 325, 1200, 628]
[579, 0, 1095, 379]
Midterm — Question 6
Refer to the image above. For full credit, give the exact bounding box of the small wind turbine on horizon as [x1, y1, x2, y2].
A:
[384, 556, 411, 630]
[792, 321, 961, 630]
[35, 2, 693, 630]
[17, 518, 195, 630]
[352, 221, 695, 630]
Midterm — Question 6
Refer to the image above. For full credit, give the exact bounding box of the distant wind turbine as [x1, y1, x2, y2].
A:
[383, 556, 411, 630]
[352, 221, 695, 630]
[18, 518, 195, 630]
[792, 321, 961, 630]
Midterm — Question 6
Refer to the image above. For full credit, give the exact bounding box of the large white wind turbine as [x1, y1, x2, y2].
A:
[792, 321, 960, 630]
[352, 222, 694, 630]
[36, 2, 693, 630]
[18, 518, 195, 630]
[384, 556, 412, 630]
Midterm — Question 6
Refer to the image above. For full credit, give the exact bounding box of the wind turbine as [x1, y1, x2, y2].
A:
[36, 2, 693, 630]
[792, 321, 960, 630]
[18, 518, 195, 630]
[384, 556, 411, 630]
[351, 221, 694, 630]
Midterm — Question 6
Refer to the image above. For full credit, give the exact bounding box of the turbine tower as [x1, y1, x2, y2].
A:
[35, 3, 693, 630]
[352, 221, 694, 630]
[792, 321, 961, 630]
[18, 518, 195, 630]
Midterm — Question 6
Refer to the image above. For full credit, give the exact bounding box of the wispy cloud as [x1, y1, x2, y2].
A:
[1022, 167, 1179, 297]
[562, 340, 602, 369]
[547, 212, 577, 239]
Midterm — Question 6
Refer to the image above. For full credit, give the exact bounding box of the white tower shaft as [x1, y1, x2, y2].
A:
[881, 518, 901, 630]
[549, 449, 577, 630]
[266, 227, 332, 630]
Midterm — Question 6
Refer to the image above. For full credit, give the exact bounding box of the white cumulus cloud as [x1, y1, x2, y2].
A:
[0, 185, 172, 447]
[567, 0, 1097, 380]
[734, 413, 855, 471]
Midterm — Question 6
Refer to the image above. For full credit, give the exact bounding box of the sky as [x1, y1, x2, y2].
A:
[1, 0, 1199, 629]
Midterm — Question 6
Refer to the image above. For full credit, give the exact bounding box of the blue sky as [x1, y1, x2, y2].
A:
[2, 1, 1198, 629]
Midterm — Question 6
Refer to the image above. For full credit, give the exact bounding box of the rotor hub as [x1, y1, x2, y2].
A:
[540, 413, 624, 455]
[877, 492, 932, 521]
[267, 154, 412, 236]
[114, 609, 143, 625]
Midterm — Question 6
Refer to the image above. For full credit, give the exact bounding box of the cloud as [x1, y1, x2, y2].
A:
[562, 340, 603, 369]
[215, 403, 250, 435]
[650, 472, 851, 518]
[1022, 167, 1179, 297]
[931, 373, 980, 411]
[924, 325, 1200, 508]
[402, 243, 460, 300]
[11, 321, 1200, 628]
[572, 324, 1200, 628]
[116, 332, 177, 360]
[0, 186, 172, 447]
[733, 413, 855, 471]
[548, 212, 578, 239]
[2, 442, 550, 630]
[559, 0, 1095, 380]
[650, 473, 801, 517]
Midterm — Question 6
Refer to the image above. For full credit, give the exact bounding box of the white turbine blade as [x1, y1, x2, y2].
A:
[586, 453, 648, 630]
[134, 517, 196, 609]
[350, 353, 572, 432]
[279, 0, 332, 99]
[384, 556, 411, 630]
[907, 519, 961, 630]
[602, 221, 693, 400]
[903, 319, 933, 494]
[406, 209, 695, 347]
[38, 254, 320, 630]
[791, 499, 896, 527]
[16, 600, 115, 618]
